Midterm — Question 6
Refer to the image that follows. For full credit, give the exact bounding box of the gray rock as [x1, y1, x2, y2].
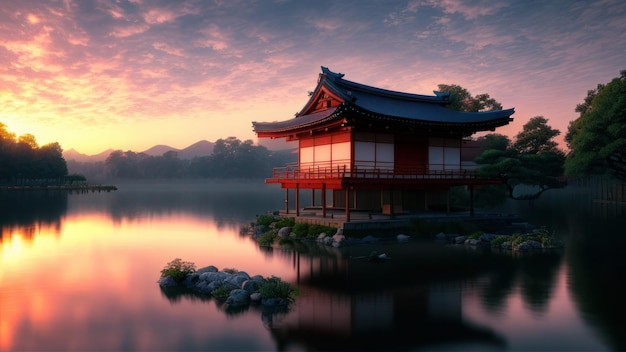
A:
[157, 276, 179, 287]
[479, 233, 497, 242]
[435, 232, 447, 240]
[278, 227, 292, 237]
[254, 225, 269, 237]
[397, 234, 410, 242]
[200, 271, 229, 283]
[454, 236, 467, 244]
[242, 279, 261, 294]
[332, 233, 345, 243]
[361, 235, 378, 243]
[467, 239, 480, 246]
[182, 273, 199, 288]
[207, 281, 223, 293]
[317, 233, 327, 242]
[226, 289, 250, 307]
[250, 275, 265, 283]
[196, 281, 212, 294]
[196, 265, 218, 275]
[225, 274, 244, 286]
[250, 292, 262, 302]
[235, 271, 251, 280]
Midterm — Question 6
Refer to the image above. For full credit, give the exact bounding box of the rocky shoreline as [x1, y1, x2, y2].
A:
[242, 217, 564, 253]
[157, 264, 296, 308]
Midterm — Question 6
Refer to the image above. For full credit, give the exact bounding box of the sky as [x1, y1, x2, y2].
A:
[1, 0, 625, 154]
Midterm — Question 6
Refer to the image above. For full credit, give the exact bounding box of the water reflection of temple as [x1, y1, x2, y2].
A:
[268, 242, 506, 351]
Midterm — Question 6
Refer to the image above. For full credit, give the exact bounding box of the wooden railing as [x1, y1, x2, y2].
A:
[270, 163, 480, 180]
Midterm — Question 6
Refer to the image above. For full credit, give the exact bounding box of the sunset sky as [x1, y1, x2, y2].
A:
[1, 0, 624, 154]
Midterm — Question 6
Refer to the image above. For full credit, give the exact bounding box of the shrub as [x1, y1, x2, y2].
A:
[160, 258, 196, 282]
[308, 224, 336, 238]
[212, 286, 229, 300]
[275, 217, 295, 228]
[256, 215, 277, 227]
[468, 231, 483, 240]
[490, 235, 510, 248]
[510, 233, 525, 247]
[257, 231, 277, 246]
[222, 267, 238, 274]
[258, 276, 299, 303]
[278, 236, 294, 245]
[292, 223, 310, 237]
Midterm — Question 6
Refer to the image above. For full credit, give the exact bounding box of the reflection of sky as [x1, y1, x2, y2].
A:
[0, 212, 296, 351]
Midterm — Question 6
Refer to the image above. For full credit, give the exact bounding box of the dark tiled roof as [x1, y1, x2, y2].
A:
[253, 106, 341, 133]
[252, 67, 514, 133]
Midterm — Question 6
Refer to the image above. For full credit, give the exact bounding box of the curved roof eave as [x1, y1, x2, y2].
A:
[253, 106, 342, 134]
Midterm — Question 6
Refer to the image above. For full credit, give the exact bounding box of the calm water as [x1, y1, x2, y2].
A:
[1, 180, 624, 351]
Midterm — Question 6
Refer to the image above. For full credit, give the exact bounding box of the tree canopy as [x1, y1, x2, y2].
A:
[437, 84, 503, 112]
[100, 136, 295, 180]
[565, 69, 626, 180]
[0, 122, 68, 183]
[476, 117, 566, 200]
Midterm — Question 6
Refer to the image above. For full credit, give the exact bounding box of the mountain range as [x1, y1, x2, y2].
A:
[64, 140, 215, 162]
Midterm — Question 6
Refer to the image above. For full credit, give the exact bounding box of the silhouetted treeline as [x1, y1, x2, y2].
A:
[68, 137, 296, 180]
[0, 123, 68, 184]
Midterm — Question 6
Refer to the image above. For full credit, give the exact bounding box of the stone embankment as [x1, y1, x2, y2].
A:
[433, 227, 563, 252]
[158, 265, 293, 308]
[255, 224, 562, 253]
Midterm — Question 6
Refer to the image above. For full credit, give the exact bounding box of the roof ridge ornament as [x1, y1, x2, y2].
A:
[321, 66, 344, 80]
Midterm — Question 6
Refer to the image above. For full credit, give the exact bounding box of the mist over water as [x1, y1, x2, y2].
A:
[0, 180, 623, 351]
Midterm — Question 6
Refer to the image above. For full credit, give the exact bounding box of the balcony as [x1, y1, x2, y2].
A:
[270, 162, 480, 180]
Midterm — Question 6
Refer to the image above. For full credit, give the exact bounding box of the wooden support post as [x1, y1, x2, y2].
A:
[322, 183, 327, 218]
[296, 184, 300, 217]
[285, 188, 289, 214]
[469, 185, 475, 217]
[389, 188, 394, 218]
[345, 187, 351, 222]
[446, 188, 450, 214]
[312, 189, 316, 207]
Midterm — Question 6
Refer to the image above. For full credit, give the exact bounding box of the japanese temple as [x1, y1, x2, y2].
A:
[252, 67, 514, 228]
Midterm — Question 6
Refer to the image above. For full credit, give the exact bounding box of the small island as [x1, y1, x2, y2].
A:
[157, 258, 299, 308]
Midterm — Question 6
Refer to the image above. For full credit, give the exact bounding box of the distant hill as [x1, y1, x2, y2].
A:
[141, 144, 178, 156]
[63, 140, 215, 162]
[63, 148, 114, 163]
[178, 140, 214, 159]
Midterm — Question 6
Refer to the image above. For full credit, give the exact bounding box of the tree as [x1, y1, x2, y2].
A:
[0, 122, 69, 183]
[36, 142, 68, 179]
[565, 69, 626, 180]
[512, 116, 560, 154]
[476, 133, 510, 152]
[476, 117, 566, 200]
[437, 84, 503, 112]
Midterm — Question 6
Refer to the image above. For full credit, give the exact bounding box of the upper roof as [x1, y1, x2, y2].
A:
[252, 66, 514, 136]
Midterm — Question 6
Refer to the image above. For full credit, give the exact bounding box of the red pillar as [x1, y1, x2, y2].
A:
[296, 184, 300, 216]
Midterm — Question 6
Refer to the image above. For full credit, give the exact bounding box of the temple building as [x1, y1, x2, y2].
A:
[252, 67, 514, 227]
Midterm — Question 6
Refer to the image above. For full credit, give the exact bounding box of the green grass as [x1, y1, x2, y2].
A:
[258, 276, 299, 303]
[160, 258, 196, 282]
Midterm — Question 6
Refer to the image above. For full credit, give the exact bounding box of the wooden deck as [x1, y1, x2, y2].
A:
[278, 206, 525, 232]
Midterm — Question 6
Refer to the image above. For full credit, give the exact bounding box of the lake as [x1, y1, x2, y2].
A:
[1, 180, 624, 351]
